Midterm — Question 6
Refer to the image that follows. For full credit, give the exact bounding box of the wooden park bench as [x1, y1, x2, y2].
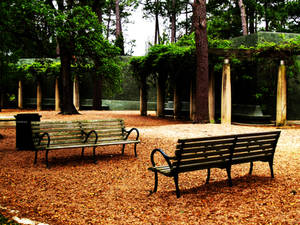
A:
[31, 119, 140, 167]
[148, 131, 280, 198]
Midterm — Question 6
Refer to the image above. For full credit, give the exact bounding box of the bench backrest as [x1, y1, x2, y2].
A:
[232, 131, 280, 163]
[79, 119, 126, 143]
[172, 131, 280, 172]
[31, 121, 84, 148]
[173, 135, 237, 172]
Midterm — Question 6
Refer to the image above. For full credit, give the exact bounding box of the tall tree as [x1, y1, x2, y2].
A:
[192, 0, 209, 122]
[238, 0, 248, 35]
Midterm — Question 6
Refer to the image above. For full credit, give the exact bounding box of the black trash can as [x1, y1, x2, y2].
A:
[15, 113, 41, 150]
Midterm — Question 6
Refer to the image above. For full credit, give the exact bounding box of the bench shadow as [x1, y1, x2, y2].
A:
[161, 175, 275, 198]
[39, 152, 134, 168]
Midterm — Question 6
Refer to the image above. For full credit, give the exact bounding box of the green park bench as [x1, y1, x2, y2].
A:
[31, 119, 140, 168]
[148, 131, 281, 198]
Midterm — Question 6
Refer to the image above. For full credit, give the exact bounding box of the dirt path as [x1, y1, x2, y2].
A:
[0, 110, 299, 224]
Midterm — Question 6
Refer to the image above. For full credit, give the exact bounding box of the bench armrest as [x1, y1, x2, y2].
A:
[150, 148, 173, 169]
[82, 130, 98, 144]
[123, 128, 139, 141]
[38, 132, 50, 147]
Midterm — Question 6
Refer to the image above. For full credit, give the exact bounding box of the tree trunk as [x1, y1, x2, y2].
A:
[171, 0, 176, 43]
[154, 0, 160, 44]
[248, 7, 255, 33]
[264, 1, 269, 31]
[59, 46, 79, 114]
[192, 0, 209, 123]
[115, 0, 124, 54]
[238, 0, 248, 35]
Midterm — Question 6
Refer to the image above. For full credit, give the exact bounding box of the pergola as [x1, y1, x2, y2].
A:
[15, 48, 299, 126]
[138, 48, 300, 126]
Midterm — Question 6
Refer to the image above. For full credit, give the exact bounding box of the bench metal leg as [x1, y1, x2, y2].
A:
[206, 168, 211, 184]
[226, 166, 233, 187]
[93, 147, 97, 164]
[249, 162, 253, 175]
[81, 147, 85, 158]
[174, 173, 180, 198]
[121, 144, 125, 155]
[268, 160, 274, 178]
[149, 171, 158, 196]
[153, 171, 158, 193]
[34, 150, 38, 164]
[134, 144, 137, 157]
[45, 149, 49, 168]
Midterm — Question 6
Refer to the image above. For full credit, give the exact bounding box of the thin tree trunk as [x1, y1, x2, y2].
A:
[154, 0, 160, 45]
[192, 0, 209, 123]
[264, 1, 269, 31]
[115, 0, 121, 37]
[106, 10, 112, 39]
[115, 0, 124, 54]
[238, 0, 248, 35]
[171, 0, 176, 43]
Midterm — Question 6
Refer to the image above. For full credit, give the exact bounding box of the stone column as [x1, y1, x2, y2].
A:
[37, 81, 42, 111]
[73, 75, 80, 110]
[221, 59, 231, 124]
[276, 60, 287, 126]
[156, 76, 165, 117]
[18, 80, 23, 109]
[55, 77, 60, 111]
[208, 70, 215, 123]
[173, 84, 180, 120]
[189, 78, 196, 121]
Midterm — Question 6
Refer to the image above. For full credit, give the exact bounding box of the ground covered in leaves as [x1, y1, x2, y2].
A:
[0, 110, 299, 224]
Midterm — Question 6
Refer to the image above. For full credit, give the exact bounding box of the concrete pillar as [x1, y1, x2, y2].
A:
[73, 75, 80, 110]
[156, 78, 164, 117]
[18, 80, 23, 109]
[276, 60, 287, 126]
[208, 70, 215, 123]
[55, 78, 60, 111]
[173, 84, 180, 120]
[221, 59, 231, 124]
[189, 78, 196, 121]
[37, 81, 42, 111]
